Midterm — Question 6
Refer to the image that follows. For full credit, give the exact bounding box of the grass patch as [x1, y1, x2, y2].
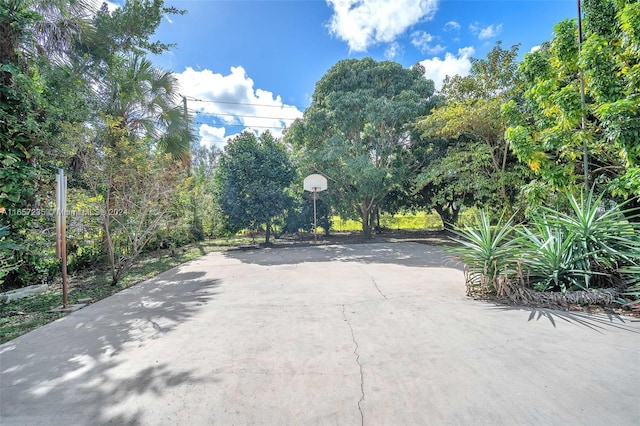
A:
[0, 291, 66, 343]
[331, 211, 444, 232]
[0, 237, 253, 344]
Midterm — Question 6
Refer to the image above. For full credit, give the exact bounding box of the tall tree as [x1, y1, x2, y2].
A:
[414, 43, 528, 225]
[412, 136, 494, 227]
[504, 1, 640, 208]
[96, 53, 191, 158]
[0, 0, 89, 211]
[0, 0, 91, 287]
[0, 0, 189, 287]
[75, 0, 184, 67]
[287, 58, 437, 238]
[214, 131, 295, 244]
[0, 0, 91, 70]
[189, 144, 222, 238]
[79, 126, 187, 285]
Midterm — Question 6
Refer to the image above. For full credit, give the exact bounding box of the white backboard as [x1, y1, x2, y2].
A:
[303, 174, 328, 192]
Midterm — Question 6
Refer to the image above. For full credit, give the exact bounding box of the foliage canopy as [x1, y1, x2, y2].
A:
[215, 131, 295, 244]
[287, 58, 437, 237]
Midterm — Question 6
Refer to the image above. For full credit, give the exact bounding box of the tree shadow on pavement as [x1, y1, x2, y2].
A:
[487, 304, 640, 334]
[0, 271, 221, 425]
[223, 242, 465, 270]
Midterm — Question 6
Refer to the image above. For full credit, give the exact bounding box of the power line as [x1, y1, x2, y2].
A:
[182, 95, 306, 110]
[188, 109, 300, 121]
[193, 121, 290, 130]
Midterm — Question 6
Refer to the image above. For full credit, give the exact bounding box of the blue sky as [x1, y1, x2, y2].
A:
[106, 0, 577, 149]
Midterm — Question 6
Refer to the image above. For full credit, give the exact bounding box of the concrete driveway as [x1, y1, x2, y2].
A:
[1, 242, 639, 425]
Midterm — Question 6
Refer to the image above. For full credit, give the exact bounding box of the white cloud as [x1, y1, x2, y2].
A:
[418, 47, 475, 91]
[443, 21, 460, 31]
[470, 22, 503, 40]
[479, 23, 502, 39]
[411, 31, 445, 55]
[326, 0, 440, 52]
[83, 0, 120, 21]
[88, 0, 120, 14]
[176, 66, 304, 148]
[530, 45, 541, 53]
[104, 1, 120, 12]
[198, 125, 226, 150]
[384, 42, 403, 60]
[411, 30, 432, 47]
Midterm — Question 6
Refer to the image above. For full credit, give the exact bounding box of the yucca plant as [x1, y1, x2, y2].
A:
[449, 211, 519, 294]
[541, 190, 639, 270]
[516, 221, 596, 292]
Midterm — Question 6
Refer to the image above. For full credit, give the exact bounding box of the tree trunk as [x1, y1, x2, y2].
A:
[434, 203, 460, 230]
[451, 205, 460, 227]
[265, 219, 271, 244]
[361, 207, 373, 239]
[434, 206, 449, 230]
[102, 207, 118, 286]
[0, 21, 19, 87]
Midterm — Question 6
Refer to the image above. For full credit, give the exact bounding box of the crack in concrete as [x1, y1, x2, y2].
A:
[370, 276, 386, 299]
[356, 265, 387, 299]
[342, 304, 365, 426]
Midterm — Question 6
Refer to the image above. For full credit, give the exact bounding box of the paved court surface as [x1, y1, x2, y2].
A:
[1, 242, 639, 425]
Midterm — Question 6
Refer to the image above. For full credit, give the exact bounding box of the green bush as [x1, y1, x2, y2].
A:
[67, 241, 102, 274]
[618, 264, 640, 311]
[0, 224, 21, 287]
[452, 189, 640, 297]
[541, 191, 639, 269]
[450, 211, 519, 294]
[5, 223, 59, 288]
[516, 222, 592, 292]
[519, 191, 639, 292]
[285, 197, 332, 235]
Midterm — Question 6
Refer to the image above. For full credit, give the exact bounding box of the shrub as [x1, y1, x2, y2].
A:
[618, 264, 640, 311]
[0, 225, 21, 288]
[541, 191, 639, 270]
[516, 221, 593, 292]
[450, 211, 519, 295]
[452, 188, 640, 300]
[67, 241, 102, 274]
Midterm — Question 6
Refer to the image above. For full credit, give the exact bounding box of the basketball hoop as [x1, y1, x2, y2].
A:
[303, 174, 328, 243]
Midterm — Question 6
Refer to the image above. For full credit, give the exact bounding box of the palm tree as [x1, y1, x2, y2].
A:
[98, 53, 192, 159]
[90, 53, 193, 267]
[1, 0, 92, 66]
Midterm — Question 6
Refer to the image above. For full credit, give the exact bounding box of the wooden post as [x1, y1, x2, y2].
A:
[56, 169, 68, 308]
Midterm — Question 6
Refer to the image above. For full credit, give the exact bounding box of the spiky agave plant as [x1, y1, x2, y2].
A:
[516, 220, 596, 292]
[538, 189, 640, 288]
[449, 210, 520, 295]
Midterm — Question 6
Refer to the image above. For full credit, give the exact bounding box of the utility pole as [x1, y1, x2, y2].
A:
[577, 0, 589, 187]
[183, 95, 201, 239]
[182, 95, 191, 174]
